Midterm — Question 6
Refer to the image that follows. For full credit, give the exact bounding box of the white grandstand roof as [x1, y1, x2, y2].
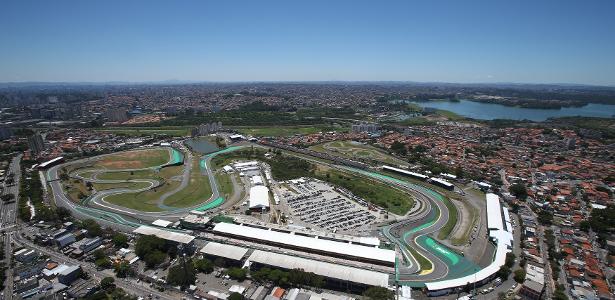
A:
[249, 186, 270, 209]
[212, 223, 395, 265]
[151, 219, 172, 227]
[429, 177, 454, 188]
[425, 193, 514, 291]
[200, 242, 248, 261]
[382, 166, 428, 179]
[486, 193, 504, 231]
[39, 156, 64, 168]
[234, 161, 258, 168]
[248, 250, 390, 287]
[133, 226, 194, 244]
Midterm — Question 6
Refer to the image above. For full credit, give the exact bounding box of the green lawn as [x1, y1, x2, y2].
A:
[95, 169, 156, 181]
[315, 169, 414, 215]
[310, 140, 407, 166]
[92, 182, 151, 191]
[437, 197, 459, 240]
[233, 125, 347, 137]
[95, 149, 170, 169]
[101, 166, 183, 212]
[408, 245, 433, 271]
[162, 158, 212, 208]
[216, 172, 234, 199]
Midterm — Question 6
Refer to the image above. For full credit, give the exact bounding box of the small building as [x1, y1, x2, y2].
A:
[55, 233, 76, 249]
[152, 219, 173, 228]
[180, 214, 211, 230]
[58, 265, 81, 285]
[14, 248, 38, 263]
[79, 237, 103, 253]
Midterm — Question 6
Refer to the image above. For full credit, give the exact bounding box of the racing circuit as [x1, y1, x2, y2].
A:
[45, 141, 501, 292]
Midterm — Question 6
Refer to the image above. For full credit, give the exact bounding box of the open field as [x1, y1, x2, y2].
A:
[314, 167, 413, 215]
[451, 199, 479, 245]
[95, 126, 192, 137]
[162, 157, 212, 208]
[63, 178, 91, 202]
[216, 172, 234, 199]
[310, 140, 408, 166]
[232, 125, 347, 137]
[92, 182, 151, 191]
[95, 169, 156, 181]
[437, 197, 459, 240]
[94, 149, 170, 169]
[102, 166, 183, 212]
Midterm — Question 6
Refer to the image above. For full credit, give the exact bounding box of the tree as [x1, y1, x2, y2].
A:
[114, 262, 132, 278]
[537, 210, 553, 226]
[100, 277, 115, 290]
[505, 253, 516, 268]
[81, 219, 103, 237]
[390, 141, 407, 156]
[363, 286, 394, 300]
[193, 259, 213, 274]
[228, 293, 244, 300]
[56, 207, 71, 220]
[93, 249, 106, 260]
[513, 269, 526, 283]
[496, 265, 511, 280]
[112, 233, 129, 249]
[509, 183, 528, 200]
[166, 260, 196, 287]
[226, 267, 247, 281]
[95, 257, 111, 269]
[144, 251, 166, 268]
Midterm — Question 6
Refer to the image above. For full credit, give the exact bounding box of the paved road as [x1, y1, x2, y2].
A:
[1, 155, 21, 300]
[10, 230, 179, 300]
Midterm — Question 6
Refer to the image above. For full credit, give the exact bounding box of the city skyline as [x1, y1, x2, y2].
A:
[2, 0, 615, 85]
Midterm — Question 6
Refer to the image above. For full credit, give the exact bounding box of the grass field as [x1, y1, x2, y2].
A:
[96, 126, 192, 137]
[310, 140, 408, 166]
[95, 149, 170, 169]
[233, 125, 347, 137]
[95, 169, 155, 181]
[315, 168, 414, 215]
[437, 197, 459, 240]
[102, 166, 183, 212]
[216, 172, 234, 199]
[162, 157, 212, 208]
[408, 245, 433, 271]
[92, 182, 151, 191]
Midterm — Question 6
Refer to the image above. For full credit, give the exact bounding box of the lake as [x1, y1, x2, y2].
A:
[411, 100, 615, 121]
[185, 137, 220, 154]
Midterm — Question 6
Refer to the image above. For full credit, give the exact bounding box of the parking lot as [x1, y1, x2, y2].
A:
[279, 178, 379, 232]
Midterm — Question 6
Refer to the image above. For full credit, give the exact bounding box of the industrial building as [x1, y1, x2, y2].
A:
[212, 222, 395, 267]
[247, 250, 390, 292]
[79, 237, 103, 253]
[248, 185, 270, 211]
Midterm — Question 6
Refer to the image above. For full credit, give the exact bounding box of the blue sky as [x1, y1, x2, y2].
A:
[1, 0, 614, 85]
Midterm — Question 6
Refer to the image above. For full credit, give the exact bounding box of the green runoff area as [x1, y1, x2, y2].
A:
[309, 140, 408, 167]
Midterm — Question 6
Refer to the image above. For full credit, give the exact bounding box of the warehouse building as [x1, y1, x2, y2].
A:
[248, 185, 270, 211]
[212, 222, 395, 267]
[247, 250, 390, 292]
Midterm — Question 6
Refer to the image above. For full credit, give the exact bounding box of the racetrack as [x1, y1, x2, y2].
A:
[47, 143, 477, 287]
